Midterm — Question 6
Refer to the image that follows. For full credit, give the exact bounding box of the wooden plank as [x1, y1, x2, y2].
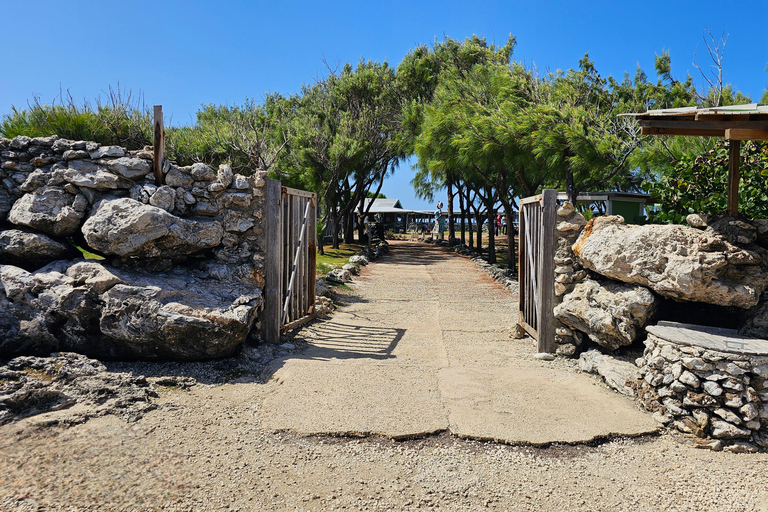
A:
[641, 126, 723, 137]
[152, 105, 165, 185]
[282, 310, 317, 333]
[724, 128, 768, 141]
[308, 196, 316, 306]
[727, 140, 741, 216]
[282, 187, 316, 199]
[639, 118, 768, 131]
[537, 189, 557, 354]
[282, 192, 290, 323]
[260, 178, 282, 343]
[520, 194, 543, 206]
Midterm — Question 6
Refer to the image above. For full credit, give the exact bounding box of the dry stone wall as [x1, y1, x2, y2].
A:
[0, 135, 267, 361]
[635, 324, 768, 452]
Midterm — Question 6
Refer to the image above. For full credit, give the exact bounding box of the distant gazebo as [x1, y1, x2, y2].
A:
[622, 103, 768, 216]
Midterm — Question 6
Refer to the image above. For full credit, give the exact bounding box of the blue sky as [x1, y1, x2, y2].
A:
[2, 0, 767, 210]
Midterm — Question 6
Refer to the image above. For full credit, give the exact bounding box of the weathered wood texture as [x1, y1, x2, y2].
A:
[518, 189, 557, 353]
[728, 139, 741, 216]
[261, 178, 283, 343]
[152, 105, 165, 185]
[261, 183, 317, 340]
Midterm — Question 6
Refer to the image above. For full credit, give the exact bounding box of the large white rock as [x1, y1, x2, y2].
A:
[573, 216, 768, 308]
[82, 197, 223, 258]
[0, 261, 262, 361]
[555, 278, 658, 351]
[7, 186, 84, 236]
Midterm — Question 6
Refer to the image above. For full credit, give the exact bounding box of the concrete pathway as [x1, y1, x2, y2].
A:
[260, 241, 657, 444]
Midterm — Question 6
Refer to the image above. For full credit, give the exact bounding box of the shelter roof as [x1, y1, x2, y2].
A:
[621, 103, 768, 139]
[362, 198, 405, 212]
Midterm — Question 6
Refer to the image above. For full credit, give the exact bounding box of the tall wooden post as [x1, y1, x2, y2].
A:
[261, 178, 283, 343]
[538, 189, 557, 354]
[727, 139, 741, 216]
[153, 105, 165, 185]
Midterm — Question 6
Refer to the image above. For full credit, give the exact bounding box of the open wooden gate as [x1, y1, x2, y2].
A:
[262, 178, 317, 342]
[518, 189, 557, 354]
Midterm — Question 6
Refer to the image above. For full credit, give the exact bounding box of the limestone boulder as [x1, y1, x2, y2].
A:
[0, 229, 79, 270]
[82, 198, 223, 258]
[0, 261, 262, 361]
[554, 278, 659, 351]
[349, 254, 369, 266]
[326, 268, 352, 283]
[99, 269, 262, 360]
[7, 186, 84, 236]
[573, 216, 768, 308]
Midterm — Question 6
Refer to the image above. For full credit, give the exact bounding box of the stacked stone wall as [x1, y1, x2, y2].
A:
[636, 330, 768, 452]
[0, 135, 267, 361]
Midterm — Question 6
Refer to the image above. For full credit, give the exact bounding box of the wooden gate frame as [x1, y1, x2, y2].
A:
[262, 178, 317, 342]
[518, 189, 557, 354]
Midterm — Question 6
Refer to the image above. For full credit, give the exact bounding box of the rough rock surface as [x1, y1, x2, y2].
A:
[554, 278, 659, 351]
[739, 301, 768, 339]
[348, 254, 369, 266]
[573, 216, 768, 308]
[326, 268, 352, 283]
[0, 229, 78, 270]
[578, 349, 640, 396]
[82, 197, 223, 258]
[7, 186, 84, 236]
[0, 353, 157, 426]
[0, 261, 262, 361]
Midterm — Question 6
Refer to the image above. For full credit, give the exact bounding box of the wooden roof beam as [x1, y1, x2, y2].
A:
[641, 127, 724, 137]
[725, 128, 768, 141]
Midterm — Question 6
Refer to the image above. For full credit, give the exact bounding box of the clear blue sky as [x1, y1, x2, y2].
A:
[3, 0, 767, 210]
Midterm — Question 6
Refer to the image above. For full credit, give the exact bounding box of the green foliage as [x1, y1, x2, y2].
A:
[644, 141, 768, 223]
[1, 87, 152, 148]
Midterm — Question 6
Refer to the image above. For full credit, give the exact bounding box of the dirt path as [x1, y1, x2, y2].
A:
[2, 241, 768, 511]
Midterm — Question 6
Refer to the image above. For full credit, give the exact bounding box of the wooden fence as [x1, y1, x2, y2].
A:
[518, 189, 557, 354]
[261, 179, 317, 342]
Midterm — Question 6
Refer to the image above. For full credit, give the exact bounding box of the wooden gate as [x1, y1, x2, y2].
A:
[262, 178, 317, 342]
[518, 189, 557, 354]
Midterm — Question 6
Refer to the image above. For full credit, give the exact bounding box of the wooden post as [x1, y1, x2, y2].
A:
[153, 105, 165, 185]
[727, 139, 741, 216]
[261, 178, 282, 343]
[307, 197, 316, 309]
[537, 189, 557, 354]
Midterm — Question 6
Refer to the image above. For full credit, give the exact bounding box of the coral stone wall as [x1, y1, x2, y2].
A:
[0, 135, 267, 361]
[636, 324, 768, 451]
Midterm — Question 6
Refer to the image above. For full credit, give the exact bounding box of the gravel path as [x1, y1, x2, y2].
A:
[1, 241, 768, 511]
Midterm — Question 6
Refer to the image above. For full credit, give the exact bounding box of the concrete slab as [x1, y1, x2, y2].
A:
[260, 361, 448, 439]
[260, 241, 657, 446]
[439, 366, 658, 445]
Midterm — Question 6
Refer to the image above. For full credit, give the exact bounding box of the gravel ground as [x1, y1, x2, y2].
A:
[1, 242, 768, 511]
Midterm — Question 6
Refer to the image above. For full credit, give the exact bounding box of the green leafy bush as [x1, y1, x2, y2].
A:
[644, 140, 768, 223]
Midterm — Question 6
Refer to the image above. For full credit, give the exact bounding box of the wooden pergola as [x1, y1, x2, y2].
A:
[623, 103, 768, 215]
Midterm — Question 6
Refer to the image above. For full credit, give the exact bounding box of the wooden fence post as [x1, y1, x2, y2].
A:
[261, 178, 282, 343]
[153, 105, 165, 185]
[538, 189, 557, 354]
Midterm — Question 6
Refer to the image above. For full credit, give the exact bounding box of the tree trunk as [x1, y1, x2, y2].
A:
[503, 203, 516, 272]
[566, 167, 577, 205]
[343, 213, 354, 244]
[447, 178, 455, 241]
[474, 211, 482, 253]
[458, 184, 466, 245]
[486, 194, 496, 265]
